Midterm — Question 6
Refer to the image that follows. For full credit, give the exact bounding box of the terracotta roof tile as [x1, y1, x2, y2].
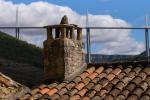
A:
[70, 94, 81, 100]
[143, 67, 150, 75]
[127, 94, 138, 100]
[115, 81, 125, 90]
[116, 95, 126, 100]
[85, 82, 95, 90]
[0, 73, 30, 100]
[144, 88, 150, 96]
[111, 68, 122, 75]
[20, 62, 150, 100]
[119, 89, 130, 98]
[39, 87, 50, 94]
[46, 88, 58, 96]
[61, 94, 70, 100]
[92, 95, 102, 100]
[82, 96, 90, 100]
[85, 90, 97, 98]
[85, 67, 95, 74]
[72, 77, 82, 84]
[79, 72, 89, 79]
[109, 88, 120, 97]
[139, 95, 150, 100]
[58, 87, 68, 95]
[88, 72, 98, 80]
[74, 82, 85, 90]
[95, 66, 104, 74]
[77, 88, 88, 97]
[104, 94, 114, 100]
[107, 74, 115, 81]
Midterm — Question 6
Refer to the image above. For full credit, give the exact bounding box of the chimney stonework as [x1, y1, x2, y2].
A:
[43, 16, 86, 82]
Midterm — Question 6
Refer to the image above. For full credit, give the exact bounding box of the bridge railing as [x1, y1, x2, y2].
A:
[0, 26, 149, 63]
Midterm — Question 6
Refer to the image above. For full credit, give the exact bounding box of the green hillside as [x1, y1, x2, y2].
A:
[0, 31, 43, 68]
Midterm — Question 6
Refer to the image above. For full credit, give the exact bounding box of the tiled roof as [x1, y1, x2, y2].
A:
[20, 62, 150, 100]
[0, 72, 30, 100]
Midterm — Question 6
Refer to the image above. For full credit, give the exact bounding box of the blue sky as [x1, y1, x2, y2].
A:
[11, 0, 150, 23]
[1, 0, 149, 54]
[11, 0, 150, 42]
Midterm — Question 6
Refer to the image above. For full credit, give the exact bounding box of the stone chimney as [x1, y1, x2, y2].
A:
[43, 15, 86, 82]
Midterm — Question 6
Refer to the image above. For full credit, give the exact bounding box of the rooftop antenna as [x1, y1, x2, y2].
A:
[15, 6, 20, 39]
[145, 10, 149, 60]
[86, 9, 91, 63]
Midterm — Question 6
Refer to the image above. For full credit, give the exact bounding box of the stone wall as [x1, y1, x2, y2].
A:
[64, 38, 86, 81]
[43, 16, 86, 82]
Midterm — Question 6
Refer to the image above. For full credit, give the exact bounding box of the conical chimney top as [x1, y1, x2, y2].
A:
[60, 15, 68, 24]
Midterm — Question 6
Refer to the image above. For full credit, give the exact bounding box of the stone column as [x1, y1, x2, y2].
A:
[77, 28, 82, 41]
[47, 27, 53, 40]
[61, 27, 66, 39]
[70, 27, 75, 39]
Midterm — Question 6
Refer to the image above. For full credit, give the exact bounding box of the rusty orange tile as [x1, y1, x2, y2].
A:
[18, 64, 150, 100]
[85, 67, 95, 74]
[88, 72, 98, 80]
[111, 68, 122, 75]
[97, 73, 107, 79]
[79, 72, 89, 79]
[46, 88, 58, 96]
[39, 87, 50, 94]
[77, 88, 88, 97]
[95, 66, 104, 74]
[73, 77, 82, 83]
[75, 82, 85, 90]
[82, 96, 90, 100]
[107, 74, 115, 81]
[83, 77, 91, 84]
[70, 95, 81, 100]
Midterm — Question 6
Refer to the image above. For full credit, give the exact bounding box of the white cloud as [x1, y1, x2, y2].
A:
[0, 0, 145, 55]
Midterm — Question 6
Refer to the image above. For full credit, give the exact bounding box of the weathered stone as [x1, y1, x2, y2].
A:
[43, 15, 86, 82]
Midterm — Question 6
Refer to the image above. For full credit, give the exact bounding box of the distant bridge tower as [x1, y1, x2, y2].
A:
[16, 7, 20, 39]
[86, 9, 91, 63]
[145, 11, 149, 60]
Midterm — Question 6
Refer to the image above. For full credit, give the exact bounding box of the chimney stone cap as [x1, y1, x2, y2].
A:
[44, 15, 81, 29]
[60, 15, 68, 24]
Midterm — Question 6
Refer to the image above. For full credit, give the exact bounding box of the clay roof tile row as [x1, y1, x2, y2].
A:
[19, 63, 150, 100]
